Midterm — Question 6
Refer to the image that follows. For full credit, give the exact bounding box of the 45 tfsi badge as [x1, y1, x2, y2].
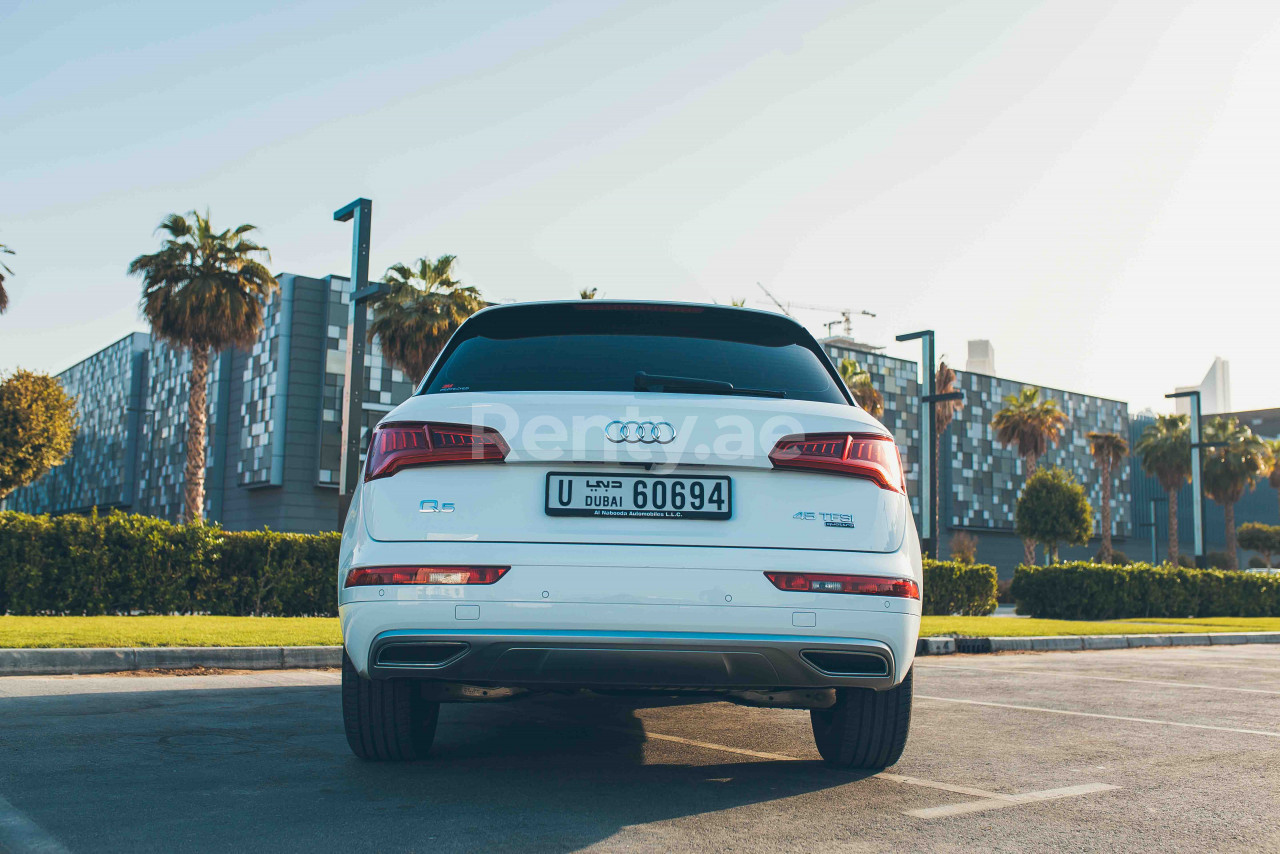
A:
[793, 510, 856, 529]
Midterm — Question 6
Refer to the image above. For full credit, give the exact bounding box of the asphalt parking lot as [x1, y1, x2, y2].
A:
[2, 645, 1278, 853]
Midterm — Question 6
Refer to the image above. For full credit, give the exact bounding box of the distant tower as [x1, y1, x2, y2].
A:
[1175, 357, 1232, 416]
[966, 340, 996, 375]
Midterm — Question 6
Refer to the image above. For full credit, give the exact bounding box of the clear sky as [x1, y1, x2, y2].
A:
[2, 0, 1277, 414]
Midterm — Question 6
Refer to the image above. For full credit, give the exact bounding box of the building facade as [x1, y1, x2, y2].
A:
[4, 273, 410, 534]
[1175, 357, 1232, 416]
[6, 333, 150, 516]
[822, 338, 1133, 574]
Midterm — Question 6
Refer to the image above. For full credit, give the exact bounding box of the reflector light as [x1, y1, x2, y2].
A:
[768, 432, 906, 494]
[364, 422, 509, 481]
[764, 572, 920, 600]
[344, 566, 510, 588]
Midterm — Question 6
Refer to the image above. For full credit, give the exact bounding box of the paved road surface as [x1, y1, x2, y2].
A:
[2, 645, 1278, 853]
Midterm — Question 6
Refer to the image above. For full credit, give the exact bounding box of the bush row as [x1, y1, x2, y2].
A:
[1010, 561, 1280, 620]
[922, 560, 998, 616]
[0, 511, 340, 616]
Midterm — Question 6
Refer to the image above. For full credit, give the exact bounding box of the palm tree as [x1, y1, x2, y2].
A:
[0, 242, 14, 314]
[128, 211, 277, 523]
[579, 288, 598, 299]
[1266, 439, 1280, 521]
[1086, 431, 1129, 563]
[838, 358, 883, 417]
[368, 255, 483, 384]
[1201, 416, 1271, 570]
[933, 360, 964, 544]
[991, 387, 1069, 565]
[1135, 414, 1191, 564]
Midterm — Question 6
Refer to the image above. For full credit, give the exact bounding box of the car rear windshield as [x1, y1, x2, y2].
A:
[420, 303, 849, 404]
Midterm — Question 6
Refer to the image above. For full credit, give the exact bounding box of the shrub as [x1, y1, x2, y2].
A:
[922, 559, 998, 616]
[1238, 522, 1280, 567]
[1094, 548, 1130, 566]
[996, 578, 1014, 604]
[1015, 467, 1092, 560]
[949, 532, 978, 564]
[1206, 551, 1232, 570]
[0, 510, 339, 616]
[0, 369, 78, 499]
[1010, 561, 1280, 620]
[1249, 556, 1267, 569]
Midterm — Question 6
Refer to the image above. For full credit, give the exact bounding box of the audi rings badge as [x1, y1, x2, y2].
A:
[604, 420, 676, 444]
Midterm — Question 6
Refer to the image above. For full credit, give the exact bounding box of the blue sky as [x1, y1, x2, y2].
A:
[2, 0, 1278, 413]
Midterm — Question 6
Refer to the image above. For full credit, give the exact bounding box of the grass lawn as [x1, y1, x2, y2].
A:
[0, 616, 342, 649]
[921, 616, 1280, 638]
[1, 614, 1279, 648]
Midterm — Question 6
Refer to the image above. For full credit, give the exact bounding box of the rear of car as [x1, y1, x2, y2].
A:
[339, 301, 921, 768]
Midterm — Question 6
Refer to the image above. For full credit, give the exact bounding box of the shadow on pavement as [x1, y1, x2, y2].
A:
[0, 682, 868, 853]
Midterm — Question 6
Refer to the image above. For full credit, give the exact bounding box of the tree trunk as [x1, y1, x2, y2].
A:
[1098, 459, 1113, 563]
[1021, 453, 1038, 566]
[1224, 502, 1238, 570]
[1167, 488, 1179, 564]
[182, 346, 210, 525]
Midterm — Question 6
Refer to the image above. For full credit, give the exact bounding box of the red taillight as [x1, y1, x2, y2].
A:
[768, 432, 906, 494]
[364, 422, 509, 481]
[764, 572, 920, 599]
[344, 566, 510, 587]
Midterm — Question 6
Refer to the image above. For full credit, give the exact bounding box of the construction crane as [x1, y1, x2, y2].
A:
[755, 283, 876, 337]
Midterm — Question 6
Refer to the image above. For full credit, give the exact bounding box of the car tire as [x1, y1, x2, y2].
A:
[342, 649, 440, 761]
[810, 667, 912, 770]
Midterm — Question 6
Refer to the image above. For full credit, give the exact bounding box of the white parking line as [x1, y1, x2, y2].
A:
[918, 694, 1280, 738]
[614, 728, 800, 763]
[1145, 659, 1280, 673]
[612, 726, 1117, 816]
[918, 663, 1280, 695]
[906, 783, 1120, 820]
[877, 773, 1013, 800]
[0, 791, 71, 854]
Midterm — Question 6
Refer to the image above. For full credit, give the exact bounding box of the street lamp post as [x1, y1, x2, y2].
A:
[895, 330, 963, 559]
[334, 198, 389, 527]
[1137, 496, 1167, 565]
[1164, 389, 1227, 569]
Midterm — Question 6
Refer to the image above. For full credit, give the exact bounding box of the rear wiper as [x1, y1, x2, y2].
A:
[633, 371, 786, 398]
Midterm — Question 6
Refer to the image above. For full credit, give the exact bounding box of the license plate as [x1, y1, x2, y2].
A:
[545, 472, 732, 520]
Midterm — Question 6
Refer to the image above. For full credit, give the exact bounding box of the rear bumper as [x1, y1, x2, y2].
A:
[366, 629, 897, 690]
[341, 599, 918, 689]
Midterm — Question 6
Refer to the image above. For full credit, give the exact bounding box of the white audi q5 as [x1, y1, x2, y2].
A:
[339, 301, 921, 768]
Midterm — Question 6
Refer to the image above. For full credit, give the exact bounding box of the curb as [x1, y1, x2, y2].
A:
[917, 631, 1280, 656]
[0, 646, 341, 677]
[2, 632, 1278, 674]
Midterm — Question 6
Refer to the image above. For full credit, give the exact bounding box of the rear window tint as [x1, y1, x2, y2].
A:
[420, 304, 848, 404]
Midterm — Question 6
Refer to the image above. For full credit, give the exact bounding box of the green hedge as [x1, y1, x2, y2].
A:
[1010, 561, 1280, 620]
[0, 511, 340, 616]
[922, 560, 998, 616]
